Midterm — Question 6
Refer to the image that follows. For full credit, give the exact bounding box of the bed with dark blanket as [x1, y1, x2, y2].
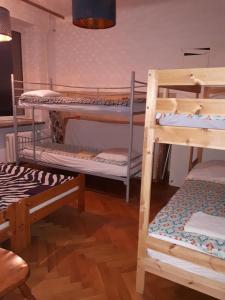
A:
[0, 163, 73, 211]
[0, 163, 84, 252]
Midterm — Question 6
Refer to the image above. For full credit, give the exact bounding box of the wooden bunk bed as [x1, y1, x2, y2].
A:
[0, 163, 85, 253]
[136, 67, 225, 300]
[12, 72, 146, 202]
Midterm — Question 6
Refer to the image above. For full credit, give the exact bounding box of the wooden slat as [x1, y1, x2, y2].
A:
[142, 257, 225, 300]
[26, 176, 81, 209]
[77, 174, 85, 212]
[14, 200, 30, 253]
[155, 125, 225, 150]
[204, 86, 225, 97]
[29, 192, 79, 224]
[160, 85, 201, 93]
[136, 70, 158, 294]
[0, 211, 5, 224]
[157, 98, 225, 115]
[62, 113, 145, 127]
[146, 237, 225, 274]
[0, 228, 8, 244]
[0, 210, 9, 243]
[157, 67, 225, 86]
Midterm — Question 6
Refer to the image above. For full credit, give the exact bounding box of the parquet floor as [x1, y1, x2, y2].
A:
[3, 178, 215, 300]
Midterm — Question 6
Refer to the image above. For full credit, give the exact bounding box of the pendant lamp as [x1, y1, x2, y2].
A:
[0, 7, 12, 42]
[72, 0, 116, 29]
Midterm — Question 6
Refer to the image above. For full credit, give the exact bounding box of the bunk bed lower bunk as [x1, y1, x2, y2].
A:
[12, 72, 146, 202]
[148, 161, 225, 291]
[137, 67, 225, 300]
[0, 163, 85, 253]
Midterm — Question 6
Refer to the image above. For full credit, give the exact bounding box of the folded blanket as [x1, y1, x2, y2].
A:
[184, 211, 225, 240]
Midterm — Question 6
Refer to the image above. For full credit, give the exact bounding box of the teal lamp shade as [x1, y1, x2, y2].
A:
[72, 0, 116, 29]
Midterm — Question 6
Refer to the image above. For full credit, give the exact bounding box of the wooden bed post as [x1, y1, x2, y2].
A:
[12, 201, 30, 253]
[136, 70, 158, 293]
[77, 174, 85, 213]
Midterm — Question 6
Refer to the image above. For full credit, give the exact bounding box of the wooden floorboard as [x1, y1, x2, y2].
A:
[2, 179, 215, 300]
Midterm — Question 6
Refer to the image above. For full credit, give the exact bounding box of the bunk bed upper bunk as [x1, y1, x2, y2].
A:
[137, 67, 225, 300]
[12, 72, 146, 203]
[16, 76, 147, 116]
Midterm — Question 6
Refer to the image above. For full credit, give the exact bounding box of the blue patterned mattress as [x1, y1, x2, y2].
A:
[149, 179, 225, 259]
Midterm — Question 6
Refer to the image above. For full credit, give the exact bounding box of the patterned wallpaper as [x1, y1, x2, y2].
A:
[50, 0, 225, 88]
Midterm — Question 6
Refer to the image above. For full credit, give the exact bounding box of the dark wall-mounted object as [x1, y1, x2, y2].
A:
[0, 31, 23, 116]
[72, 0, 116, 29]
[0, 6, 12, 42]
[183, 47, 211, 56]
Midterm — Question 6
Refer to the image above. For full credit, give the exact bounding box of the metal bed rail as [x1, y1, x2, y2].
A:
[12, 71, 147, 202]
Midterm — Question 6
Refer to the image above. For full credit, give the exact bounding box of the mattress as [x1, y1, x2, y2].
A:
[19, 93, 146, 106]
[158, 113, 225, 129]
[0, 163, 73, 211]
[20, 145, 142, 177]
[147, 249, 225, 283]
[19, 101, 146, 115]
[149, 179, 225, 259]
[19, 93, 146, 115]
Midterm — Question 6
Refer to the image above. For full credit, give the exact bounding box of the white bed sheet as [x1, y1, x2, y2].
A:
[19, 102, 146, 115]
[147, 249, 225, 283]
[158, 114, 225, 129]
[21, 148, 142, 177]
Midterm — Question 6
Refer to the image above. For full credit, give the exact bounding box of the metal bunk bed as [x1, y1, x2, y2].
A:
[12, 72, 146, 202]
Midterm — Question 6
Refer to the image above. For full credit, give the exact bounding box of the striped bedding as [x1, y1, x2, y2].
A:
[0, 163, 73, 211]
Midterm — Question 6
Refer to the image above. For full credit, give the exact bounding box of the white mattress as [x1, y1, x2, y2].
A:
[19, 102, 146, 115]
[21, 148, 142, 177]
[147, 249, 225, 283]
[158, 114, 225, 129]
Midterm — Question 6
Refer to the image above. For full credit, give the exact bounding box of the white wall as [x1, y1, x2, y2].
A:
[50, 0, 225, 87]
[0, 0, 52, 162]
[169, 146, 225, 187]
[1, 0, 225, 171]
[0, 0, 50, 85]
[47, 0, 225, 185]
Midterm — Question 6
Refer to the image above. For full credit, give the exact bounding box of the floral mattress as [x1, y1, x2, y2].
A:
[149, 179, 225, 259]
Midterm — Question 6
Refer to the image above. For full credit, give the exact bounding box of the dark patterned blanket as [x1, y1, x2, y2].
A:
[19, 93, 146, 106]
[0, 163, 73, 211]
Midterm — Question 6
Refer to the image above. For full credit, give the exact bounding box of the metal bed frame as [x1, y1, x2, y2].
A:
[12, 72, 147, 202]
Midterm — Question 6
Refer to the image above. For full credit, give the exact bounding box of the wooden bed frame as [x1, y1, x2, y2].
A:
[136, 67, 225, 299]
[0, 173, 85, 253]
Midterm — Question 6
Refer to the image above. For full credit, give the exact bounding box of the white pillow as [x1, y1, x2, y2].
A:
[21, 90, 61, 97]
[187, 160, 225, 184]
[96, 148, 140, 162]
